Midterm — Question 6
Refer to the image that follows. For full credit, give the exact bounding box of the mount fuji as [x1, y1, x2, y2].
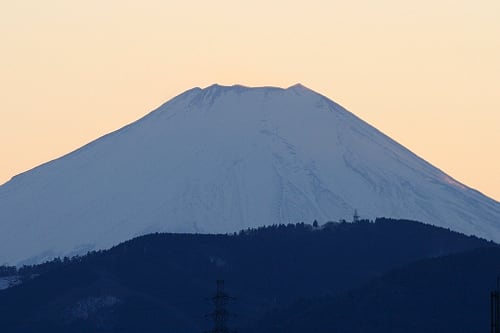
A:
[1, 84, 499, 265]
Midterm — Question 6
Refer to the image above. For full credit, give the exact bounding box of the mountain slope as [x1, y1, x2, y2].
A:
[0, 84, 499, 265]
[0, 219, 494, 332]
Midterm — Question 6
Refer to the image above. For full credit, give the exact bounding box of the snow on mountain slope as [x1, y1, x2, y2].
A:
[1, 84, 499, 265]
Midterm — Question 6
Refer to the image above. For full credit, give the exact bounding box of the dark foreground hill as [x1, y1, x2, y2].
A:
[0, 218, 496, 332]
[247, 246, 500, 333]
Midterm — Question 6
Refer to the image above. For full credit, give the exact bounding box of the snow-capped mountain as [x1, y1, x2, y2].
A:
[1, 84, 499, 265]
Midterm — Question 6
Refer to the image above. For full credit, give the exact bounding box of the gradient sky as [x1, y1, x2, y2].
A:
[1, 1, 499, 201]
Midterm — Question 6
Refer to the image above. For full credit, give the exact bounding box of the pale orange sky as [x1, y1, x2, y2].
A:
[1, 1, 499, 201]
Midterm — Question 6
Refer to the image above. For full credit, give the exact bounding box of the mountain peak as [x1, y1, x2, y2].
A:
[0, 84, 499, 265]
[179, 83, 320, 102]
[287, 82, 308, 90]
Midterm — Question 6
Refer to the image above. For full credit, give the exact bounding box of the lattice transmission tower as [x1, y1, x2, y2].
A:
[491, 277, 500, 333]
[206, 280, 235, 333]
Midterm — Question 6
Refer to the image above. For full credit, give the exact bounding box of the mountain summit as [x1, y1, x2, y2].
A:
[1, 84, 499, 265]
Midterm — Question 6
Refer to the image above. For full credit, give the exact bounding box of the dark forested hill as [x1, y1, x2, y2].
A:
[0, 218, 495, 333]
[245, 246, 500, 333]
